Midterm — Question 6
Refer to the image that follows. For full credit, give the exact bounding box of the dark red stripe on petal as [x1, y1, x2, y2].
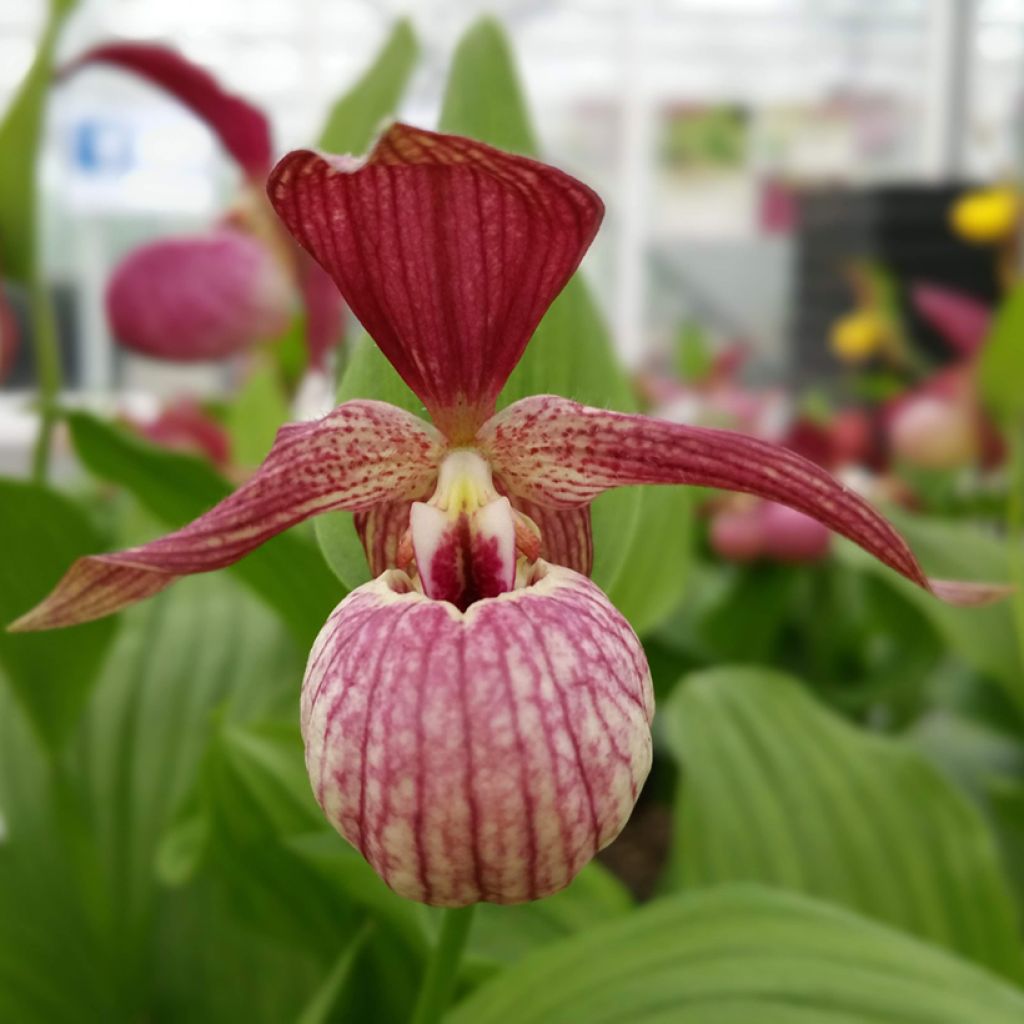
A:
[107, 230, 292, 362]
[354, 499, 418, 575]
[266, 124, 603, 439]
[300, 565, 652, 906]
[9, 402, 442, 631]
[480, 395, 1011, 607]
[62, 43, 273, 178]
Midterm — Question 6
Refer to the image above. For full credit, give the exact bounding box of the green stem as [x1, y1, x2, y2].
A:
[411, 905, 476, 1024]
[1007, 424, 1024, 709]
[29, 273, 61, 484]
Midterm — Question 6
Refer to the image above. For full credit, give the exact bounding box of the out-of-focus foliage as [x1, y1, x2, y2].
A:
[0, 0, 75, 282]
[0, 479, 118, 749]
[663, 667, 1022, 980]
[448, 886, 1024, 1024]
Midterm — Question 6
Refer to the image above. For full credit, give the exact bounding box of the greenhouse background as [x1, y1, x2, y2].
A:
[2, 1, 1024, 1022]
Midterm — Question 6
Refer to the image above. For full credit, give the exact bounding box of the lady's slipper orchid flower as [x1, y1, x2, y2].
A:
[62, 43, 344, 369]
[10, 124, 1009, 906]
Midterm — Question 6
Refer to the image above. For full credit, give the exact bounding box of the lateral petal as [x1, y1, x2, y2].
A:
[267, 123, 603, 438]
[61, 42, 273, 178]
[481, 395, 1010, 606]
[9, 401, 442, 631]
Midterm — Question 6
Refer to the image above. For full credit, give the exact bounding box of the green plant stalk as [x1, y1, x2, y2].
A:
[410, 904, 476, 1024]
[1008, 422, 1024, 698]
[29, 273, 61, 484]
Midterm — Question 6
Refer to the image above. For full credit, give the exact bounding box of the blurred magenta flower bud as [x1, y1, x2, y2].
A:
[710, 499, 830, 564]
[14, 125, 1008, 906]
[107, 230, 293, 362]
[135, 397, 231, 467]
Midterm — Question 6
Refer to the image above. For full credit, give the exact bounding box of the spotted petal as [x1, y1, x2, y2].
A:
[302, 563, 652, 906]
[480, 395, 1009, 606]
[267, 123, 603, 439]
[62, 42, 273, 179]
[107, 229, 293, 361]
[9, 401, 442, 631]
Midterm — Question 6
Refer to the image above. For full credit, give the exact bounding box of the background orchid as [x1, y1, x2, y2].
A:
[60, 42, 345, 374]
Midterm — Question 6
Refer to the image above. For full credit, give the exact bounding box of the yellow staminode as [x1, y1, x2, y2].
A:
[830, 310, 887, 363]
[950, 186, 1019, 244]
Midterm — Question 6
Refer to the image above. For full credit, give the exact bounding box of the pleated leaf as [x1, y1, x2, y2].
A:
[0, 480, 118, 749]
[662, 667, 1023, 981]
[447, 885, 1024, 1024]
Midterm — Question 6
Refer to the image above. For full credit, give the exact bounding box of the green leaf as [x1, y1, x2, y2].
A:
[0, 571, 307, 1021]
[456, 862, 632, 968]
[0, 479, 118, 749]
[602, 486, 695, 636]
[184, 718, 361, 956]
[297, 923, 373, 1024]
[66, 411, 342, 647]
[979, 282, 1024, 423]
[835, 512, 1024, 711]
[317, 19, 419, 153]
[447, 886, 1024, 1024]
[438, 16, 536, 154]
[662, 667, 1023, 981]
[0, 0, 74, 282]
[226, 361, 292, 467]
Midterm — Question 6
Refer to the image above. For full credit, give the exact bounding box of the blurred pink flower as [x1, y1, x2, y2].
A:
[62, 43, 344, 369]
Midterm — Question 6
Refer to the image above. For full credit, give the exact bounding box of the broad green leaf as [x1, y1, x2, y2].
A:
[0, 571, 308, 1022]
[317, 19, 419, 153]
[602, 485, 695, 636]
[0, 0, 75, 282]
[66, 411, 342, 647]
[448, 885, 1024, 1024]
[0, 479, 117, 749]
[181, 718, 361, 957]
[453, 862, 633, 969]
[663, 667, 1023, 981]
[297, 923, 373, 1024]
[226, 361, 292, 467]
[978, 282, 1024, 423]
[835, 512, 1024, 711]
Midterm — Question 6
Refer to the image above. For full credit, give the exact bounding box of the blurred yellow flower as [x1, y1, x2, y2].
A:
[950, 186, 1019, 244]
[830, 309, 886, 363]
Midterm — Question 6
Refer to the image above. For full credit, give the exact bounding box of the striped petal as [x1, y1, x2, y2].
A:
[299, 256, 347, 370]
[508, 497, 593, 576]
[9, 401, 442, 631]
[301, 562, 653, 906]
[267, 123, 604, 440]
[107, 230, 293, 361]
[62, 42, 273, 179]
[480, 395, 1009, 607]
[912, 282, 991, 357]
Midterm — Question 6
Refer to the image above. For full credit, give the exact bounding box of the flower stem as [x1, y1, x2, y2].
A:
[1007, 421, 1024, 711]
[29, 274, 61, 484]
[410, 905, 476, 1024]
